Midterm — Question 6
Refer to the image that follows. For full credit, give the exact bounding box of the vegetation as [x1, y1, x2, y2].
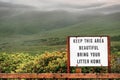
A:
[0, 2, 120, 74]
[0, 50, 120, 73]
[0, 11, 120, 53]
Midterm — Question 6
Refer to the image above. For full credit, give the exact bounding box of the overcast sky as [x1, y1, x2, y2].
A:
[0, 0, 120, 12]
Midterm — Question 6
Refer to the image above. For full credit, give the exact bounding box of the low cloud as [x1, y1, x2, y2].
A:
[0, 0, 120, 12]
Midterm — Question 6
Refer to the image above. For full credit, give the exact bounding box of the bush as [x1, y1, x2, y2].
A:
[20, 51, 66, 73]
[0, 51, 119, 73]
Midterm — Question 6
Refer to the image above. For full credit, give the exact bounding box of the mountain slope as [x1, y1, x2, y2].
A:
[0, 10, 99, 36]
[0, 1, 120, 53]
[0, 1, 120, 37]
[44, 12, 120, 37]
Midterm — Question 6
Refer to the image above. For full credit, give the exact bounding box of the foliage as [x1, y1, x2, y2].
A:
[0, 53, 33, 73]
[0, 51, 67, 73]
[15, 51, 67, 73]
[0, 51, 120, 73]
[111, 51, 120, 73]
[111, 35, 120, 41]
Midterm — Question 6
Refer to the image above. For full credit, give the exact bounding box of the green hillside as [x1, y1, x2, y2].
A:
[48, 12, 120, 37]
[0, 11, 83, 36]
[0, 10, 120, 54]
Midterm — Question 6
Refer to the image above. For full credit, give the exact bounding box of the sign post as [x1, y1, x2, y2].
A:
[67, 37, 70, 73]
[108, 36, 111, 73]
[67, 36, 111, 73]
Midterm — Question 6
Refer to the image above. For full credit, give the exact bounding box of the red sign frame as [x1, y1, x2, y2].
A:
[67, 36, 111, 73]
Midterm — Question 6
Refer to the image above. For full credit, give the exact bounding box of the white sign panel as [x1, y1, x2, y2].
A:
[69, 37, 108, 67]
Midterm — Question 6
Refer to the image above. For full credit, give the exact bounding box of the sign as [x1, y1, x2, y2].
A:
[68, 36, 109, 67]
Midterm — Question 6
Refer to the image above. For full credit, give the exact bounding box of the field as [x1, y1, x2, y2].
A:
[0, 11, 120, 54]
[0, 1, 120, 74]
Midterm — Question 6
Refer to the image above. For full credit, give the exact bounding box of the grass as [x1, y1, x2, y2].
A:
[0, 11, 120, 54]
